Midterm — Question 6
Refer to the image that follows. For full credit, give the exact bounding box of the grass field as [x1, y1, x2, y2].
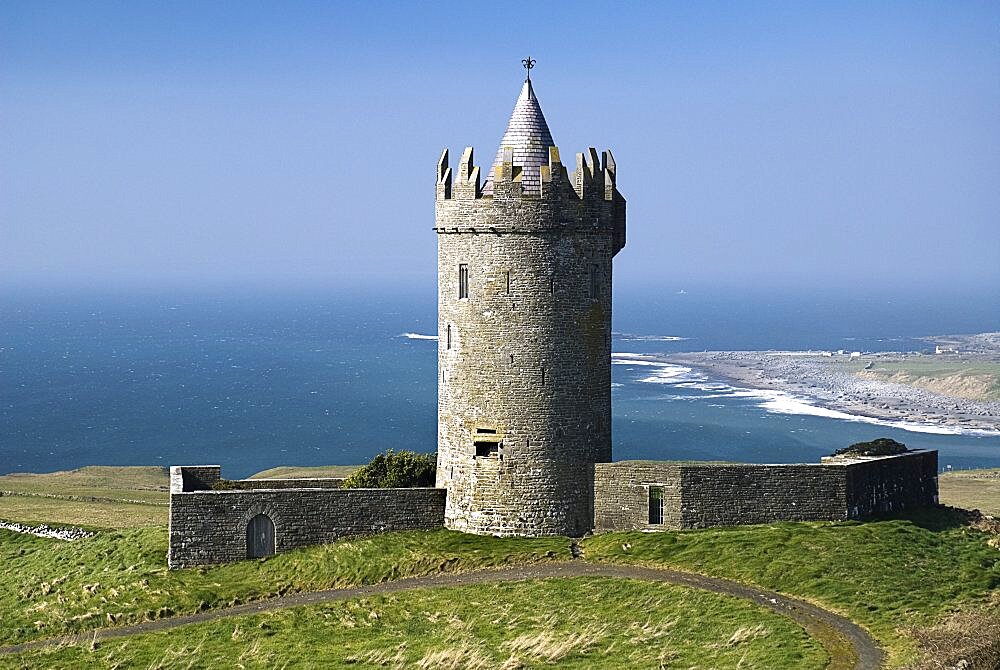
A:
[1, 467, 999, 667]
[939, 469, 1000, 516]
[0, 467, 170, 529]
[1, 577, 827, 670]
[0, 527, 568, 648]
[582, 509, 1000, 666]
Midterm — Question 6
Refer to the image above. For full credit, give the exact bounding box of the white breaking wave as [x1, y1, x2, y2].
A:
[400, 333, 438, 340]
[612, 353, 704, 385]
[613, 352, 995, 437]
[614, 333, 688, 342]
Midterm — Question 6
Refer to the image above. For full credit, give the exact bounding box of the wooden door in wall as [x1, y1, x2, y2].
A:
[247, 513, 275, 558]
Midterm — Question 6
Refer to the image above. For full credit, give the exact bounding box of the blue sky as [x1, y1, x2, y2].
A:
[1, 1, 998, 292]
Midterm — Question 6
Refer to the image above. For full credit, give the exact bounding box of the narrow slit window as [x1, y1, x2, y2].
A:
[476, 427, 497, 435]
[541, 366, 546, 386]
[505, 270, 511, 294]
[589, 264, 600, 300]
[446, 324, 452, 350]
[549, 275, 555, 295]
[648, 487, 664, 525]
[458, 264, 469, 299]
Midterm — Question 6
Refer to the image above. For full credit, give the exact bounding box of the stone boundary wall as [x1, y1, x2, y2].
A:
[169, 467, 345, 493]
[594, 450, 938, 532]
[168, 466, 445, 568]
[844, 450, 939, 517]
[218, 478, 347, 490]
[678, 463, 847, 528]
[593, 461, 682, 531]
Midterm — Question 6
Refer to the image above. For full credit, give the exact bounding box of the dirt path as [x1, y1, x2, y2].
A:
[0, 561, 883, 669]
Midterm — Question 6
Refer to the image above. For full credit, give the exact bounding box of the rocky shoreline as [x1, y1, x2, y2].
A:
[661, 351, 1000, 434]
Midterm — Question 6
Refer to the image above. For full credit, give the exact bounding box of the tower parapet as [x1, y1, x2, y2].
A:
[434, 73, 626, 536]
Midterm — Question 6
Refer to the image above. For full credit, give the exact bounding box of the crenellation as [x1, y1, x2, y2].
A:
[437, 148, 452, 201]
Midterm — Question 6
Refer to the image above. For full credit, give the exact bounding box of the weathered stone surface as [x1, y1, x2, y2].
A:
[435, 137, 626, 537]
[167, 467, 445, 568]
[593, 450, 939, 531]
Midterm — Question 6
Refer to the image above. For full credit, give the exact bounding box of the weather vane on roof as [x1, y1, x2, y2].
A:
[522, 57, 536, 81]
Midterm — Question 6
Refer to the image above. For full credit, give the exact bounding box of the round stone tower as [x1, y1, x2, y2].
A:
[434, 72, 626, 537]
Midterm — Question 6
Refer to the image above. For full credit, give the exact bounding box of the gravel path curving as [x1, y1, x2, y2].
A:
[0, 561, 883, 669]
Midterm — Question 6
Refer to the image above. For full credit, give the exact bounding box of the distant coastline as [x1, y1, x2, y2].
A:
[657, 335, 1000, 436]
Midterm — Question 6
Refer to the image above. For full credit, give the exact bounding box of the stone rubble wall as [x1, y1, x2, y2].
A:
[844, 450, 939, 516]
[216, 478, 347, 490]
[168, 467, 445, 568]
[593, 461, 682, 531]
[678, 463, 848, 528]
[594, 451, 938, 532]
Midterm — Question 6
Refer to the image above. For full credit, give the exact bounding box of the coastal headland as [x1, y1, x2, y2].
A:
[660, 333, 1000, 435]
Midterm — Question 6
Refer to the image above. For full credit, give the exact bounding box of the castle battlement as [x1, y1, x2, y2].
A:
[435, 145, 627, 253]
[436, 145, 620, 203]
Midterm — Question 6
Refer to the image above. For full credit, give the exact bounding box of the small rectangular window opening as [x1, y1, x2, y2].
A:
[458, 264, 469, 299]
[541, 366, 546, 386]
[475, 441, 499, 458]
[446, 324, 452, 350]
[648, 487, 664, 525]
[505, 270, 511, 294]
[475, 427, 497, 435]
[589, 264, 600, 300]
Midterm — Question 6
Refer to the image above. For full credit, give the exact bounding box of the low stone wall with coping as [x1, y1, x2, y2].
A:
[593, 450, 938, 532]
[168, 466, 445, 568]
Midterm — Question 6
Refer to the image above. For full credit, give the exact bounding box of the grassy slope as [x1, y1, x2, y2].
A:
[3, 468, 998, 667]
[0, 466, 170, 529]
[582, 509, 1000, 666]
[248, 465, 359, 479]
[0, 466, 169, 501]
[939, 469, 1000, 516]
[2, 578, 826, 670]
[0, 495, 166, 529]
[0, 527, 567, 648]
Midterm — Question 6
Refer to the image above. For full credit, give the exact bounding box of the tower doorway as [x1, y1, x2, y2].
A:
[246, 513, 275, 558]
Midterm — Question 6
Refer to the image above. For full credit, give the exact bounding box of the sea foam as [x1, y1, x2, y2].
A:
[613, 352, 996, 437]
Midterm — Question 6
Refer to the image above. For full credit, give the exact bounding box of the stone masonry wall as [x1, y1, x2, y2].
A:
[593, 461, 681, 531]
[435, 146, 625, 537]
[168, 468, 445, 568]
[679, 463, 847, 528]
[593, 451, 938, 531]
[844, 449, 938, 517]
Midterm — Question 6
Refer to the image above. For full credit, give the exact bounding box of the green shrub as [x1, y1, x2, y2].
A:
[833, 437, 908, 457]
[341, 450, 436, 488]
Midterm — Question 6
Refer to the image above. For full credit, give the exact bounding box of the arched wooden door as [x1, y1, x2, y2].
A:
[246, 513, 275, 558]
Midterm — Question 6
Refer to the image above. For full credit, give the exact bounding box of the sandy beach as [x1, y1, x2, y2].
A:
[660, 349, 1000, 434]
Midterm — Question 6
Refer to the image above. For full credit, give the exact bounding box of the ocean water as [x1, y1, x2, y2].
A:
[1, 285, 998, 478]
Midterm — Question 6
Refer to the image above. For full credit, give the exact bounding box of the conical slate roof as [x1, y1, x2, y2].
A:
[483, 79, 555, 196]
